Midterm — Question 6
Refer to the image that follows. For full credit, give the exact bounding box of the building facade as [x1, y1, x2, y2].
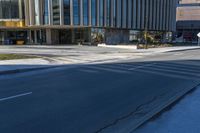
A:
[0, 0, 178, 45]
[176, 0, 200, 43]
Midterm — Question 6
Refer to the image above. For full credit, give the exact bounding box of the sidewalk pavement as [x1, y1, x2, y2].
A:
[0, 58, 58, 75]
[0, 45, 199, 76]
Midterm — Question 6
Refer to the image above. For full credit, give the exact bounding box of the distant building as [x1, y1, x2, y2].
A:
[176, 0, 200, 43]
[0, 0, 178, 45]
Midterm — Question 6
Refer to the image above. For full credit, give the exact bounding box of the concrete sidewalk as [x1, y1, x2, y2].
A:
[0, 58, 57, 75]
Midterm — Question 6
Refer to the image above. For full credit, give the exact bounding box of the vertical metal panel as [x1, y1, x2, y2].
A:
[149, 0, 153, 30]
[137, 0, 141, 29]
[104, 0, 107, 27]
[172, 0, 178, 31]
[169, 0, 172, 31]
[60, 0, 64, 25]
[18, 0, 23, 19]
[141, 0, 145, 29]
[128, 0, 132, 29]
[162, 0, 166, 31]
[88, 0, 91, 26]
[110, 0, 114, 27]
[29, 0, 35, 25]
[156, 0, 160, 30]
[49, 0, 53, 25]
[39, 0, 44, 25]
[166, 0, 169, 30]
[145, 0, 149, 30]
[80, 0, 83, 25]
[132, 0, 137, 29]
[159, 0, 163, 30]
[24, 0, 30, 25]
[96, 0, 99, 26]
[122, 0, 127, 28]
[70, 0, 73, 25]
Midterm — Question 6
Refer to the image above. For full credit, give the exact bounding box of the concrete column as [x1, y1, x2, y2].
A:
[34, 30, 38, 44]
[46, 29, 52, 44]
[71, 29, 75, 43]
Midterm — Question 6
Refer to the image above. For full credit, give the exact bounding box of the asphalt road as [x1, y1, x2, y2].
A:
[0, 49, 200, 133]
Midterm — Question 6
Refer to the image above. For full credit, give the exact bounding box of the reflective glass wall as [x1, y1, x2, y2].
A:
[64, 0, 70, 25]
[73, 0, 80, 25]
[0, 0, 21, 19]
[24, 0, 178, 31]
[52, 0, 60, 25]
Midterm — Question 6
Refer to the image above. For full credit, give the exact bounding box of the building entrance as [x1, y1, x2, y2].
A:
[0, 30, 27, 45]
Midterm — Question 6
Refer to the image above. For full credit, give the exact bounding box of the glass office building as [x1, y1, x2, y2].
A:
[176, 0, 200, 43]
[0, 0, 26, 44]
[1, 0, 178, 45]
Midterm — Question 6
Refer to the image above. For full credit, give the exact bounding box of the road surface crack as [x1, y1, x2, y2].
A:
[95, 93, 166, 133]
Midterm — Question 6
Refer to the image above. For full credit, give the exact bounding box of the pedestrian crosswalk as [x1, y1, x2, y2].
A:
[78, 61, 200, 81]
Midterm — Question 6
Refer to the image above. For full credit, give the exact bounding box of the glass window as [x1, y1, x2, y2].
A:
[44, 0, 49, 25]
[91, 0, 96, 26]
[117, 0, 122, 28]
[0, 0, 19, 19]
[99, 0, 104, 26]
[73, 0, 80, 25]
[83, 0, 88, 25]
[106, 0, 111, 26]
[52, 0, 60, 25]
[64, 0, 70, 25]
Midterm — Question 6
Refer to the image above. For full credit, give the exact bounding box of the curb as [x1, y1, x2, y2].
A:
[163, 47, 200, 53]
[0, 66, 58, 76]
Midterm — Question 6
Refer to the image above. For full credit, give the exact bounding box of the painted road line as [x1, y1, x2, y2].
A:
[0, 92, 32, 102]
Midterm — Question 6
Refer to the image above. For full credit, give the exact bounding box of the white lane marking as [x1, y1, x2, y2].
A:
[128, 63, 157, 70]
[0, 92, 32, 102]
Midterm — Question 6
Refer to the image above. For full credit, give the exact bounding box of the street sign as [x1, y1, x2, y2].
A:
[198, 32, 200, 37]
